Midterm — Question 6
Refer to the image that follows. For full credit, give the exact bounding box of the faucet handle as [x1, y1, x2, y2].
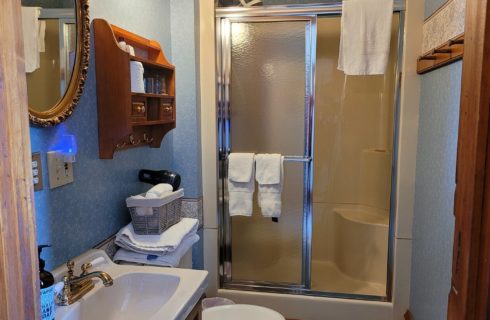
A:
[81, 262, 92, 276]
[66, 260, 75, 278]
[56, 275, 71, 306]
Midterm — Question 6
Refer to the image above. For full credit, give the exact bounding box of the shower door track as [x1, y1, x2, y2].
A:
[217, 3, 405, 303]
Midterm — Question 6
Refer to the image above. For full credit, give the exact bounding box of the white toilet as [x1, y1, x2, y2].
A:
[202, 304, 286, 320]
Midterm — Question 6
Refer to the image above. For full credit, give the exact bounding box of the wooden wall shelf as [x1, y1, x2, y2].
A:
[417, 33, 464, 74]
[93, 19, 176, 159]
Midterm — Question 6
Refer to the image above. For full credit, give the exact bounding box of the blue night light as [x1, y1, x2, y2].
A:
[52, 134, 78, 163]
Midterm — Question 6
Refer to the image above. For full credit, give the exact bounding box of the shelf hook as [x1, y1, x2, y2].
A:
[143, 133, 154, 143]
[129, 134, 141, 145]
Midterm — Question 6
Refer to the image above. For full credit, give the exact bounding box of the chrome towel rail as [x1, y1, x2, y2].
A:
[283, 155, 312, 163]
[224, 154, 311, 162]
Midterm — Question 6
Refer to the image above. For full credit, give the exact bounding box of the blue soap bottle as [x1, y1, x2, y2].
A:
[38, 245, 55, 320]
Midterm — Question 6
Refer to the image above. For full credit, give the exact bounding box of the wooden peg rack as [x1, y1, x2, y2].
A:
[417, 33, 464, 74]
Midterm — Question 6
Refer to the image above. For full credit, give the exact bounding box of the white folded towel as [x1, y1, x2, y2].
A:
[115, 218, 198, 255]
[338, 0, 393, 75]
[228, 153, 255, 216]
[130, 61, 145, 93]
[255, 154, 283, 218]
[114, 233, 199, 268]
[21, 7, 43, 73]
[145, 183, 173, 199]
[228, 153, 255, 182]
[255, 153, 282, 185]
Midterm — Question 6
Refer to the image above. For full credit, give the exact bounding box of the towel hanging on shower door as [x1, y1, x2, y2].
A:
[255, 154, 283, 218]
[228, 153, 255, 216]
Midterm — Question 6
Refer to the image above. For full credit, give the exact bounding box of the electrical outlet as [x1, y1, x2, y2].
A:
[47, 151, 74, 189]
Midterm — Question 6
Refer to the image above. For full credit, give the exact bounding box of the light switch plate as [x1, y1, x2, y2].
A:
[47, 151, 74, 189]
[32, 152, 43, 191]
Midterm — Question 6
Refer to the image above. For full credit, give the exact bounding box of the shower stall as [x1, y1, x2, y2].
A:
[217, 2, 404, 302]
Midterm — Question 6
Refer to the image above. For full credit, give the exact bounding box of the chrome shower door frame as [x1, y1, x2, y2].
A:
[216, 3, 405, 302]
[217, 15, 317, 292]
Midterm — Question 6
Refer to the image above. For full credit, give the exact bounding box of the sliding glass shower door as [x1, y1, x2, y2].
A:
[218, 17, 315, 288]
[218, 8, 402, 301]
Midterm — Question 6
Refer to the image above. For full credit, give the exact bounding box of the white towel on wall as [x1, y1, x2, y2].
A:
[114, 233, 199, 268]
[338, 0, 393, 75]
[115, 218, 198, 255]
[255, 154, 283, 218]
[228, 153, 255, 216]
[21, 7, 43, 73]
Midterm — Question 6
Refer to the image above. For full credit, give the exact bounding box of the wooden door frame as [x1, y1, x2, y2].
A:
[0, 1, 40, 319]
[448, 0, 490, 319]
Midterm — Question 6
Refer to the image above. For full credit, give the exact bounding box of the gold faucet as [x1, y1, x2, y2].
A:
[57, 260, 114, 306]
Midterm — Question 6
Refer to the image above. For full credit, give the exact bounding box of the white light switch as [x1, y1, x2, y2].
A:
[47, 151, 74, 189]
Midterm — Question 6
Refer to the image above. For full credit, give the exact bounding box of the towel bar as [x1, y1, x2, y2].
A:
[283, 156, 311, 163]
[224, 154, 311, 162]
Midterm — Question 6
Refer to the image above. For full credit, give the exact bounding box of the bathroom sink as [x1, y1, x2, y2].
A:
[53, 250, 208, 320]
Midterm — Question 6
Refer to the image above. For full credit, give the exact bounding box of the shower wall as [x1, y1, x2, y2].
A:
[311, 15, 400, 296]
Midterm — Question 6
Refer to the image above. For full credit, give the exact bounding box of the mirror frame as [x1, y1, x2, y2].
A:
[29, 0, 90, 127]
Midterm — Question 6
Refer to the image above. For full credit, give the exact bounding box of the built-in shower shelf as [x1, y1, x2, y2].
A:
[93, 19, 176, 159]
[334, 208, 389, 227]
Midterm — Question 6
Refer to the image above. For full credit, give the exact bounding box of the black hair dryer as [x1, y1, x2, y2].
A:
[138, 169, 181, 191]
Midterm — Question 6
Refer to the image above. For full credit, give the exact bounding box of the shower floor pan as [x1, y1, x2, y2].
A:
[311, 260, 385, 296]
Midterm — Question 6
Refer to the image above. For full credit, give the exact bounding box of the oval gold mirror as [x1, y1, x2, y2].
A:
[23, 0, 89, 127]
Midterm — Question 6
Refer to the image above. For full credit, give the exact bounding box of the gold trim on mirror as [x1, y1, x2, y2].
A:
[29, 0, 90, 127]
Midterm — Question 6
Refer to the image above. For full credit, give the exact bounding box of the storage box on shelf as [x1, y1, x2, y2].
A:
[93, 19, 176, 159]
[126, 189, 184, 235]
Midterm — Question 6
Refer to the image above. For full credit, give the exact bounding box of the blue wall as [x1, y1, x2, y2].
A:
[409, 1, 461, 315]
[410, 61, 460, 319]
[31, 0, 202, 269]
[170, 0, 202, 199]
[169, 0, 204, 269]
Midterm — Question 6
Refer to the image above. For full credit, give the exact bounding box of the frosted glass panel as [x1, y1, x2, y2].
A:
[311, 14, 400, 296]
[229, 21, 307, 284]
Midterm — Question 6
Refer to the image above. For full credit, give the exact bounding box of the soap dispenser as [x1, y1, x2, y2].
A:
[38, 245, 55, 320]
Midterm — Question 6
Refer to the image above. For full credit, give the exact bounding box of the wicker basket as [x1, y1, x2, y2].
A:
[126, 189, 184, 235]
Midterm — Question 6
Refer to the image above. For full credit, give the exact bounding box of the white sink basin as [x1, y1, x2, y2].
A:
[202, 304, 285, 320]
[53, 250, 208, 320]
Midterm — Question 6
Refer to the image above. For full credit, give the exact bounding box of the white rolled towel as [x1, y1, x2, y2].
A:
[145, 183, 173, 198]
[130, 61, 145, 93]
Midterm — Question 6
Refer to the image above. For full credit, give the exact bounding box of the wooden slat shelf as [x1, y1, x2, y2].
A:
[417, 33, 464, 74]
[130, 56, 175, 70]
[131, 92, 174, 99]
[94, 18, 176, 159]
[131, 119, 174, 126]
[111, 24, 161, 51]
